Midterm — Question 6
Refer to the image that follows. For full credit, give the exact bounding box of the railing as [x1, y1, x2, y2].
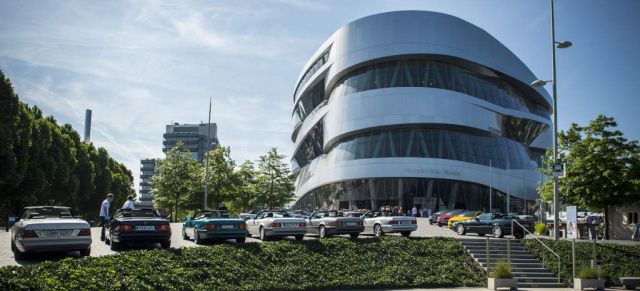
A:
[512, 219, 561, 283]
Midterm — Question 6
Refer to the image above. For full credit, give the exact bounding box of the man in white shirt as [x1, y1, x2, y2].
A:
[122, 195, 134, 210]
[100, 193, 114, 241]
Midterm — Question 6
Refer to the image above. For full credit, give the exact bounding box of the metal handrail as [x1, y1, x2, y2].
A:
[512, 219, 561, 283]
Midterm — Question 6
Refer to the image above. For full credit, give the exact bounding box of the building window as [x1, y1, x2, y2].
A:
[627, 212, 639, 224]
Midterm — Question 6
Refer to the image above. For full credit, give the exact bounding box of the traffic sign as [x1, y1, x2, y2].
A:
[552, 162, 565, 177]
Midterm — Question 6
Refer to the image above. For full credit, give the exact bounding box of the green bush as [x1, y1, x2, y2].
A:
[521, 239, 640, 286]
[576, 264, 599, 279]
[534, 223, 546, 234]
[490, 261, 513, 279]
[0, 237, 486, 290]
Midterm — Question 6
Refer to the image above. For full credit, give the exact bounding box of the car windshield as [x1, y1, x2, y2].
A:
[446, 209, 464, 215]
[23, 207, 73, 219]
[272, 211, 293, 218]
[119, 209, 159, 218]
[458, 211, 477, 217]
[197, 211, 226, 219]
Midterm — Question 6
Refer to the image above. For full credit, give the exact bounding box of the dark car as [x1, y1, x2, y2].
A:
[436, 209, 465, 227]
[452, 213, 534, 238]
[105, 208, 171, 250]
[428, 210, 448, 225]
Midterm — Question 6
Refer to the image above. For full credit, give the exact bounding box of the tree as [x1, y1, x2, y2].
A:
[202, 145, 239, 210]
[152, 142, 199, 221]
[233, 160, 259, 213]
[537, 115, 640, 239]
[256, 148, 295, 209]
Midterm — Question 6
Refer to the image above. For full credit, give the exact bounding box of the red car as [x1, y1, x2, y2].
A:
[436, 209, 465, 227]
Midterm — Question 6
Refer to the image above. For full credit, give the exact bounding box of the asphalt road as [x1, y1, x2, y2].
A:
[1, 217, 461, 267]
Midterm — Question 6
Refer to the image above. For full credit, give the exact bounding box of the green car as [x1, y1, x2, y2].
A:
[182, 210, 248, 244]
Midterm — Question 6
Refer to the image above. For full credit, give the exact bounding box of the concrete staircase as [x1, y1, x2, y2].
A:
[458, 238, 566, 288]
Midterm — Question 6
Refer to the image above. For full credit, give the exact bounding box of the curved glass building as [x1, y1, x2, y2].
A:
[290, 11, 552, 214]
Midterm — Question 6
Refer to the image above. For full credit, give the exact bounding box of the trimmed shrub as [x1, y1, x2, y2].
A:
[576, 264, 599, 279]
[490, 261, 513, 279]
[534, 223, 546, 234]
[0, 237, 486, 290]
[521, 239, 640, 286]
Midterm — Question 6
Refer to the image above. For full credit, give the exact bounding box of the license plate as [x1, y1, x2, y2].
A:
[401, 221, 410, 224]
[220, 225, 234, 229]
[44, 230, 72, 237]
[345, 222, 356, 226]
[135, 226, 155, 231]
[284, 223, 298, 227]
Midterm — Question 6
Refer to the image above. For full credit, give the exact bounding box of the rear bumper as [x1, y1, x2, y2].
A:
[18, 237, 92, 253]
[381, 225, 418, 233]
[264, 227, 307, 237]
[112, 231, 171, 244]
[325, 225, 365, 235]
[199, 229, 247, 240]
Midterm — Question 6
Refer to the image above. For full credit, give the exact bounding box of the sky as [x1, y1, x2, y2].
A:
[1, 0, 639, 195]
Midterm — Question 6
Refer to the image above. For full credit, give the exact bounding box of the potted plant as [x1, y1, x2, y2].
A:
[488, 261, 518, 290]
[574, 264, 604, 290]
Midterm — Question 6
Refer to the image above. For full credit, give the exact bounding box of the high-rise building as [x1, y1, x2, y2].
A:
[291, 11, 552, 214]
[137, 158, 157, 209]
[162, 122, 219, 163]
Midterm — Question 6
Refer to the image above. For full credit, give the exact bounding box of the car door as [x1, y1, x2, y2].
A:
[249, 212, 265, 234]
[468, 213, 489, 233]
[307, 212, 322, 234]
[363, 212, 376, 232]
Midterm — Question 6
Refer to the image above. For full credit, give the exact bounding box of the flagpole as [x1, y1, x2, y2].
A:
[204, 98, 212, 210]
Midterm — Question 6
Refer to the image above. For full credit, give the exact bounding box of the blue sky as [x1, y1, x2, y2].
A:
[1, 0, 639, 194]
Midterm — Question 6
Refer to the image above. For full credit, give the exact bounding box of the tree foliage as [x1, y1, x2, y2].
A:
[537, 115, 640, 239]
[202, 145, 239, 210]
[232, 160, 259, 213]
[256, 147, 295, 209]
[0, 70, 134, 223]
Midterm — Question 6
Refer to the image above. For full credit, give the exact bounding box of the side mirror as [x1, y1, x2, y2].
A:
[187, 217, 192, 221]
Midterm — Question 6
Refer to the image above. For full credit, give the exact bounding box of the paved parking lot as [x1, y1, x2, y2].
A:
[0, 217, 455, 267]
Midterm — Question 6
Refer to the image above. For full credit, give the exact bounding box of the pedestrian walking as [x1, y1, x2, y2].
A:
[122, 195, 134, 209]
[412, 206, 417, 218]
[99, 193, 114, 241]
[586, 214, 597, 240]
[218, 202, 228, 211]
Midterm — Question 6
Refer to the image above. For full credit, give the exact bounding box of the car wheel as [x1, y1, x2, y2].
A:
[110, 234, 120, 251]
[80, 247, 91, 257]
[161, 240, 171, 249]
[374, 224, 384, 237]
[514, 232, 524, 239]
[182, 228, 189, 240]
[349, 233, 359, 238]
[492, 226, 504, 238]
[236, 237, 246, 243]
[401, 231, 411, 237]
[194, 229, 203, 245]
[318, 225, 327, 238]
[457, 224, 467, 235]
[12, 240, 25, 260]
[429, 220, 434, 225]
[437, 224, 442, 227]
[259, 227, 268, 241]
[294, 235, 304, 241]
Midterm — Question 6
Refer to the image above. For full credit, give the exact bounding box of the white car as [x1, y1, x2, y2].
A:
[362, 211, 418, 237]
[306, 210, 364, 238]
[246, 210, 307, 241]
[11, 206, 92, 260]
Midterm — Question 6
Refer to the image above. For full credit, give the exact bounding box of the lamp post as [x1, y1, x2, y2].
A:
[531, 0, 572, 240]
[204, 98, 212, 210]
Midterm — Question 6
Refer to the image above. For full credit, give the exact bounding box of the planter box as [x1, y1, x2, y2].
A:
[488, 278, 518, 290]
[573, 278, 604, 290]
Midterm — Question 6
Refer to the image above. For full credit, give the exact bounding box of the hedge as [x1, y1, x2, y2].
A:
[0, 237, 486, 290]
[521, 239, 640, 286]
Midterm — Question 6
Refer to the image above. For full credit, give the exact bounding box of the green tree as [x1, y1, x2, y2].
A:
[537, 115, 640, 239]
[256, 148, 295, 209]
[152, 142, 199, 221]
[233, 160, 259, 213]
[202, 145, 239, 210]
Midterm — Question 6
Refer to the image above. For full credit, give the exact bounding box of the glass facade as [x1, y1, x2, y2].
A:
[292, 177, 529, 215]
[292, 81, 326, 128]
[328, 60, 551, 119]
[293, 120, 324, 170]
[293, 51, 330, 100]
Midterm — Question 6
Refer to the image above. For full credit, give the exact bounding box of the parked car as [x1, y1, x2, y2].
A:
[11, 206, 92, 259]
[305, 210, 364, 238]
[344, 212, 363, 218]
[183, 210, 247, 244]
[362, 211, 417, 237]
[105, 208, 171, 250]
[428, 210, 448, 225]
[436, 209, 465, 227]
[448, 211, 483, 228]
[246, 210, 307, 241]
[452, 213, 534, 238]
[239, 209, 262, 221]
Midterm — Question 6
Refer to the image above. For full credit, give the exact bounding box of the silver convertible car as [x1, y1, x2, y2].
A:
[306, 210, 364, 238]
[362, 211, 418, 237]
[11, 206, 92, 260]
[246, 210, 307, 241]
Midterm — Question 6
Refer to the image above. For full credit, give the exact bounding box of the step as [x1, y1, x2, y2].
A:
[472, 254, 536, 260]
[464, 246, 525, 251]
[517, 282, 566, 288]
[481, 263, 544, 269]
[513, 272, 556, 278]
[477, 258, 541, 264]
[510, 267, 555, 273]
[516, 277, 561, 283]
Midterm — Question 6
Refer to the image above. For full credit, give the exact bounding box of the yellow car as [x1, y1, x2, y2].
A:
[448, 211, 483, 228]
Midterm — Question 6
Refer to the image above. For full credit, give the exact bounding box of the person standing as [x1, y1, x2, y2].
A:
[586, 214, 597, 240]
[122, 195, 134, 210]
[100, 194, 114, 241]
[412, 206, 418, 218]
[218, 202, 228, 211]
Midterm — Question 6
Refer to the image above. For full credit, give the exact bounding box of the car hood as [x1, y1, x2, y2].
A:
[22, 218, 89, 230]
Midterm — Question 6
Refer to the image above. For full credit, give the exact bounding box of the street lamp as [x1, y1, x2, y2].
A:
[530, 0, 572, 240]
[204, 98, 212, 210]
